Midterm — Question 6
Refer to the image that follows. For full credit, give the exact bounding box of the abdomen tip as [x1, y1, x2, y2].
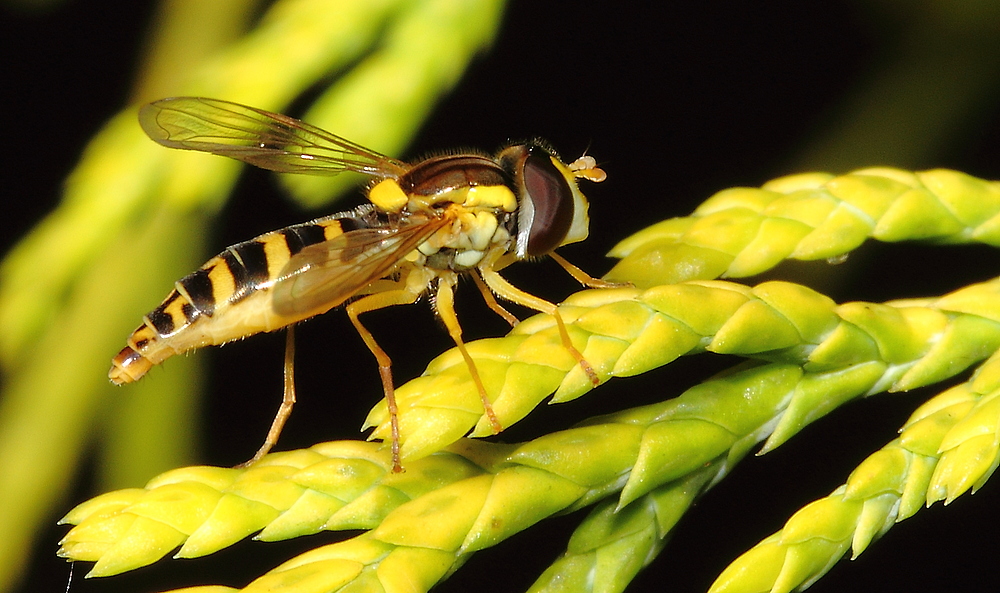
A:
[109, 346, 153, 384]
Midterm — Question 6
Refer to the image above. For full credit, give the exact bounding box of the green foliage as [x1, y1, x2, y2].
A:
[55, 167, 1000, 592]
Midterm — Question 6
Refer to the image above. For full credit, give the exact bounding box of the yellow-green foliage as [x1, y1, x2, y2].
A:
[0, 1, 505, 591]
[6, 3, 1000, 592]
[55, 168, 1000, 592]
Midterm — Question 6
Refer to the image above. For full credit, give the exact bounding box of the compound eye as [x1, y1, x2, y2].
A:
[521, 151, 574, 256]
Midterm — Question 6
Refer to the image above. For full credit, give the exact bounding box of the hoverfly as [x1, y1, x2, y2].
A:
[110, 97, 611, 471]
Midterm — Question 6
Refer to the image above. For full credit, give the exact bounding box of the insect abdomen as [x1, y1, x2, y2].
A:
[109, 216, 354, 384]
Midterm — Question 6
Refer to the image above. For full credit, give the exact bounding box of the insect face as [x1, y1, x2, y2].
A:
[500, 142, 593, 258]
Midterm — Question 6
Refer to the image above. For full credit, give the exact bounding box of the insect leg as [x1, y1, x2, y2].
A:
[346, 287, 424, 473]
[479, 267, 601, 386]
[435, 275, 503, 434]
[548, 252, 630, 289]
[237, 325, 298, 468]
[471, 271, 519, 327]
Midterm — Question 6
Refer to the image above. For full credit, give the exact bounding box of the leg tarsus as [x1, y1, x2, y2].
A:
[436, 277, 503, 434]
[347, 285, 425, 472]
[549, 251, 631, 289]
[378, 364, 403, 473]
[551, 309, 601, 386]
[480, 266, 601, 387]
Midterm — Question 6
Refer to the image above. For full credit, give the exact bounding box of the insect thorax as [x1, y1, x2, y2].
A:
[369, 155, 523, 273]
[414, 188, 518, 272]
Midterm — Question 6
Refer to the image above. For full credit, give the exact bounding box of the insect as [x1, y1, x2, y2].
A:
[110, 97, 612, 471]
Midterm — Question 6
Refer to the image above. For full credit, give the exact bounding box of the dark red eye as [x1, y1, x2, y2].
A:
[519, 146, 575, 256]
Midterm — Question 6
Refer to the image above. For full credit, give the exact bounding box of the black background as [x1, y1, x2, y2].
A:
[4, 1, 1000, 593]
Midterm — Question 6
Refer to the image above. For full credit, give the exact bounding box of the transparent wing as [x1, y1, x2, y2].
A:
[139, 97, 410, 178]
[272, 214, 452, 317]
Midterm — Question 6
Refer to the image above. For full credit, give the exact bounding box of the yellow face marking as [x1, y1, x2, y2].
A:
[549, 156, 592, 247]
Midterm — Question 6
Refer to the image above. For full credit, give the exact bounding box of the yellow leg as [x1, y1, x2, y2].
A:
[472, 270, 519, 327]
[549, 252, 630, 289]
[479, 266, 600, 386]
[238, 325, 297, 468]
[435, 276, 503, 434]
[346, 287, 423, 472]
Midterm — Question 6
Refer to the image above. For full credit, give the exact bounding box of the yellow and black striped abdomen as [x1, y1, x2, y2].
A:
[109, 211, 364, 384]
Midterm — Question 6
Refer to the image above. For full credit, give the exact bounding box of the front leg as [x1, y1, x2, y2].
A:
[478, 265, 600, 387]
